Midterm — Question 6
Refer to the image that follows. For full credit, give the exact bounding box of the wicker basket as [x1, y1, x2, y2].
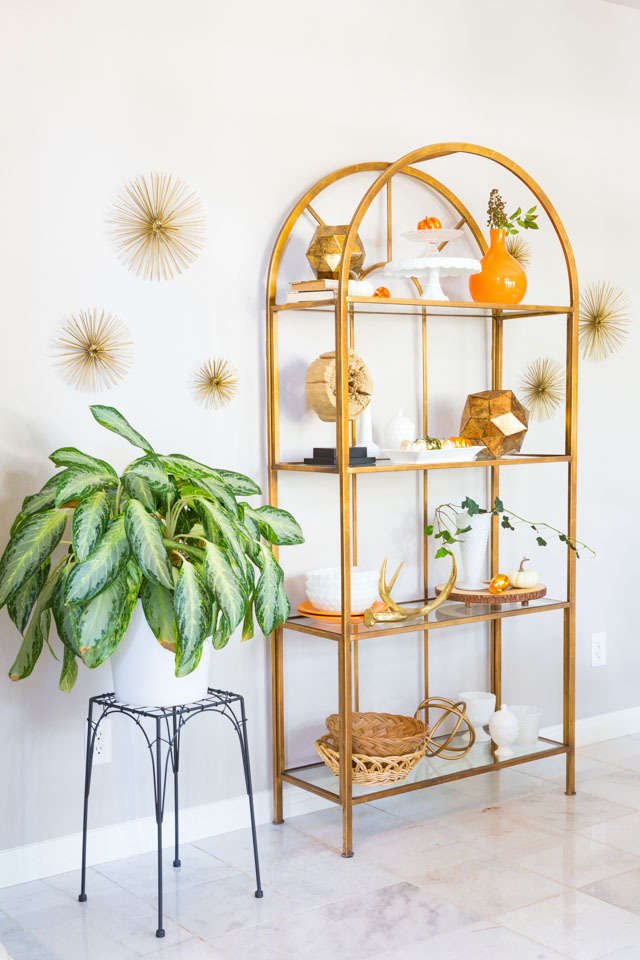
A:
[315, 735, 426, 785]
[325, 712, 428, 757]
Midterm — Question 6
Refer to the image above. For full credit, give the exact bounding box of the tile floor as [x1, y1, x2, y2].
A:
[3, 736, 640, 959]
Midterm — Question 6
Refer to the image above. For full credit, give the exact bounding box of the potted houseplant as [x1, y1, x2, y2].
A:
[0, 406, 303, 705]
[428, 495, 593, 589]
[469, 189, 538, 305]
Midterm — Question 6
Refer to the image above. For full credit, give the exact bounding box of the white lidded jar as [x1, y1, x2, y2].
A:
[488, 704, 519, 758]
[384, 410, 416, 449]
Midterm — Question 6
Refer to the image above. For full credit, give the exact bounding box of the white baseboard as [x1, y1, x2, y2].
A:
[2, 704, 639, 889]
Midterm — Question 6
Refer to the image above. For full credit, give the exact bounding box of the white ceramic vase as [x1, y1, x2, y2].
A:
[455, 510, 492, 590]
[110, 602, 211, 707]
[508, 705, 543, 746]
[356, 404, 381, 458]
[488, 704, 519, 758]
[459, 690, 496, 743]
[384, 410, 416, 449]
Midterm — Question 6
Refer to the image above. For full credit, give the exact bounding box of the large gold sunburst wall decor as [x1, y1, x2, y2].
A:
[193, 357, 239, 410]
[111, 172, 206, 281]
[519, 356, 565, 422]
[579, 281, 632, 362]
[54, 309, 133, 392]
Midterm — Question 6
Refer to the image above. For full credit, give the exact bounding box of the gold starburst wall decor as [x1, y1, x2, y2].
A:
[519, 356, 565, 422]
[110, 172, 206, 281]
[193, 358, 239, 410]
[579, 281, 631, 361]
[54, 309, 133, 392]
[506, 234, 532, 267]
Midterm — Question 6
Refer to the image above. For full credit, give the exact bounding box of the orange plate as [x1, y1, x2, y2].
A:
[297, 600, 387, 624]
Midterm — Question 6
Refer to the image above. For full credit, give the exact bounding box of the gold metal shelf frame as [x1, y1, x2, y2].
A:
[265, 143, 578, 856]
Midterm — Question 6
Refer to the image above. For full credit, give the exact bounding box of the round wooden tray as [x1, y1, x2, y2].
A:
[435, 582, 547, 607]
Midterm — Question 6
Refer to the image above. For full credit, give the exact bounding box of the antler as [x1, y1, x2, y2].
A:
[364, 553, 458, 626]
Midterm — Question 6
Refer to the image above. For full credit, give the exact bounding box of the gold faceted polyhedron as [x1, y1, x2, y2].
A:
[460, 389, 529, 458]
[306, 225, 365, 279]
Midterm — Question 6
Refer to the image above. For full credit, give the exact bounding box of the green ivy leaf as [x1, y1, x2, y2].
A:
[536, 536, 547, 547]
[435, 547, 452, 559]
[493, 497, 504, 513]
[461, 496, 480, 516]
[424, 524, 434, 536]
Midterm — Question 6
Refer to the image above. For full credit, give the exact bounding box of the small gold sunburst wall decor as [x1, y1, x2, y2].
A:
[506, 234, 532, 268]
[110, 172, 206, 281]
[519, 356, 565, 422]
[579, 281, 632, 362]
[54, 309, 133, 392]
[193, 357, 239, 410]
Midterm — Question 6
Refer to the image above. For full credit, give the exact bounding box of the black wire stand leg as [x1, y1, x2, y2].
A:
[239, 696, 263, 899]
[154, 716, 165, 938]
[172, 709, 181, 868]
[78, 701, 95, 903]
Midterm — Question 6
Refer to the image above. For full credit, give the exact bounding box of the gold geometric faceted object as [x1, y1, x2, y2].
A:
[579, 281, 631, 362]
[111, 172, 206, 281]
[460, 389, 529, 458]
[306, 224, 365, 279]
[193, 357, 239, 410]
[305, 349, 372, 422]
[54, 309, 133, 392]
[519, 356, 565, 422]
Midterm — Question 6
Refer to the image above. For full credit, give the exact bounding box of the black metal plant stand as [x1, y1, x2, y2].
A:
[78, 688, 263, 937]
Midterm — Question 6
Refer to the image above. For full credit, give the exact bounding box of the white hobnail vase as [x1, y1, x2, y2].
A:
[508, 705, 543, 746]
[383, 409, 416, 449]
[488, 704, 520, 758]
[110, 602, 211, 707]
[455, 510, 492, 590]
[459, 690, 496, 743]
[356, 403, 381, 458]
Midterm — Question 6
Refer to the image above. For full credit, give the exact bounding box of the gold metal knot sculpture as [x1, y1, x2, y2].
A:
[364, 553, 457, 626]
[415, 697, 476, 759]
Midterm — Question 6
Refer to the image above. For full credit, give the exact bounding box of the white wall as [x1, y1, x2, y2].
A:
[0, 0, 638, 857]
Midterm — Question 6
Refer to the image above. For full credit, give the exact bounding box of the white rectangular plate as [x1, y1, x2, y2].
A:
[381, 445, 486, 464]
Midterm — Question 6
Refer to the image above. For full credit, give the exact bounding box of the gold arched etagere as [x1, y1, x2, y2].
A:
[266, 143, 578, 857]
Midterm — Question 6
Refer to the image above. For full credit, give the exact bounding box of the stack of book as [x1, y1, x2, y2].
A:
[286, 279, 338, 303]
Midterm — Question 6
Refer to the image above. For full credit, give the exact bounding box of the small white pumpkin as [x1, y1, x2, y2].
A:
[348, 279, 374, 297]
[508, 557, 538, 589]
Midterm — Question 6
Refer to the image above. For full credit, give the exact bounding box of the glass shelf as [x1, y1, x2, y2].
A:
[283, 734, 567, 803]
[273, 296, 571, 319]
[285, 596, 569, 641]
[275, 453, 571, 474]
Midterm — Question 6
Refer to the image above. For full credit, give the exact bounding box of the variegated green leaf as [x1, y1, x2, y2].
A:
[174, 562, 211, 677]
[238, 507, 261, 562]
[59, 646, 78, 692]
[12, 475, 63, 533]
[9, 607, 51, 680]
[254, 547, 285, 635]
[159, 454, 221, 480]
[197, 500, 247, 571]
[0, 509, 67, 608]
[82, 559, 141, 668]
[182, 478, 238, 517]
[121, 472, 155, 511]
[55, 466, 116, 507]
[241, 602, 254, 642]
[72, 491, 111, 561]
[124, 500, 173, 589]
[125, 456, 176, 496]
[212, 612, 232, 650]
[65, 515, 130, 604]
[8, 557, 50, 634]
[52, 566, 80, 655]
[215, 470, 261, 496]
[251, 505, 304, 546]
[75, 573, 128, 655]
[89, 405, 154, 453]
[141, 578, 177, 651]
[50, 447, 118, 478]
[203, 542, 247, 631]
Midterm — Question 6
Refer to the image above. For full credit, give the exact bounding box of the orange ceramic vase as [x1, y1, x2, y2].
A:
[469, 228, 527, 304]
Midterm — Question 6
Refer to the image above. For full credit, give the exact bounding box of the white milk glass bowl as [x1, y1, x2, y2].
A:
[305, 567, 379, 614]
[508, 705, 543, 745]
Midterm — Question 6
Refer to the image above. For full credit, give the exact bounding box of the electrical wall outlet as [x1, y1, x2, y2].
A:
[90, 720, 112, 765]
[591, 632, 607, 667]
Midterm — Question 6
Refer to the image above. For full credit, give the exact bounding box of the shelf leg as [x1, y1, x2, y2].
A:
[338, 636, 353, 857]
[491, 620, 502, 709]
[564, 608, 576, 795]
[272, 626, 285, 823]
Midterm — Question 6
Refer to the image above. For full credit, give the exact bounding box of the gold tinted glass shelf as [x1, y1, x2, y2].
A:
[275, 454, 571, 474]
[285, 596, 569, 641]
[273, 297, 571, 319]
[282, 735, 567, 805]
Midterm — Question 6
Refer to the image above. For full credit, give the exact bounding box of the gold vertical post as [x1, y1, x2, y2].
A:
[490, 309, 503, 705]
[422, 307, 429, 703]
[386, 181, 393, 263]
[565, 306, 578, 794]
[349, 305, 360, 713]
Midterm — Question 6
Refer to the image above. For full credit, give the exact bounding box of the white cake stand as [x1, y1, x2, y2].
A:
[384, 256, 482, 301]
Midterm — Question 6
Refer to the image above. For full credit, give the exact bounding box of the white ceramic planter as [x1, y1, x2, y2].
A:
[110, 602, 211, 707]
[455, 510, 492, 590]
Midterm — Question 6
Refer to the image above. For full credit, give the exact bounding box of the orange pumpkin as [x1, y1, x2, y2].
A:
[417, 216, 442, 230]
[373, 286, 390, 298]
[489, 574, 510, 595]
[448, 436, 472, 448]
